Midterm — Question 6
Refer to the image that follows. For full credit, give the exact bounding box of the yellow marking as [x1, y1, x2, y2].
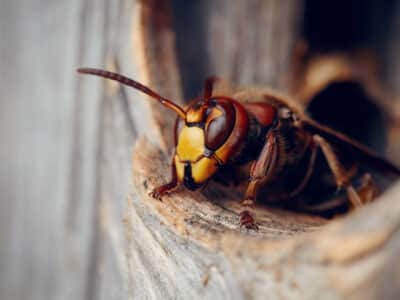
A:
[186, 106, 206, 123]
[176, 126, 205, 161]
[191, 157, 218, 183]
[174, 155, 184, 182]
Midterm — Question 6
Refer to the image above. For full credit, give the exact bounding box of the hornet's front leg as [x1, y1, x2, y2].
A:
[240, 131, 279, 230]
[149, 151, 179, 200]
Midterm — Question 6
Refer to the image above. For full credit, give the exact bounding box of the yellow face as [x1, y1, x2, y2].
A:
[173, 98, 241, 190]
[175, 126, 219, 190]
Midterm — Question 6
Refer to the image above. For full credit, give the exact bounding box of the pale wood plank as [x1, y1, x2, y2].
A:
[0, 0, 107, 299]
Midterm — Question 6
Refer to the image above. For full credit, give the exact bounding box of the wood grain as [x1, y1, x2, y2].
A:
[2, 1, 400, 300]
[122, 1, 400, 299]
[172, 0, 302, 98]
[0, 0, 105, 299]
[129, 138, 400, 299]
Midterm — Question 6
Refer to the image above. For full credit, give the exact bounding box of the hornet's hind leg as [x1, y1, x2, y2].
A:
[313, 135, 377, 208]
[296, 172, 379, 214]
[353, 173, 379, 204]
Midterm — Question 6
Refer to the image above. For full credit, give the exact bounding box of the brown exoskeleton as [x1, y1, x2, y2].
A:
[78, 68, 400, 229]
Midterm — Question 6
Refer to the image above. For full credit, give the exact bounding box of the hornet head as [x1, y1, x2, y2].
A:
[77, 69, 249, 190]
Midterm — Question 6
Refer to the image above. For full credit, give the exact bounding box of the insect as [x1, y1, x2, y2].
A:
[78, 68, 400, 229]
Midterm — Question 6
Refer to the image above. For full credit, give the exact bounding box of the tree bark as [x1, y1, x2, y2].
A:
[101, 1, 400, 299]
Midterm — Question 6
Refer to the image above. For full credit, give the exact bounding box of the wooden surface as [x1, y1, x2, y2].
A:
[172, 0, 302, 98]
[0, 1, 101, 299]
[131, 139, 400, 299]
[1, 1, 400, 300]
[125, 1, 400, 299]
[0, 1, 127, 299]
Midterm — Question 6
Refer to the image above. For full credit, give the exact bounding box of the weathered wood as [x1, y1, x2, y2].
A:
[89, 1, 145, 299]
[204, 0, 303, 90]
[0, 1, 105, 299]
[130, 138, 400, 299]
[172, 0, 303, 98]
[122, 1, 400, 299]
[2, 1, 400, 300]
[93, 1, 185, 299]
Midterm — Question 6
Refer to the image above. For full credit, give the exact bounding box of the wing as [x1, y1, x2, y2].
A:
[302, 118, 400, 177]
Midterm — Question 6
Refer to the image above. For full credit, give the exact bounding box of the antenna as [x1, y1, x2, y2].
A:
[77, 68, 186, 119]
[203, 76, 219, 102]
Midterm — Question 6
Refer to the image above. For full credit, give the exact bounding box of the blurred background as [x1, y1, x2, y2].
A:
[1, 0, 400, 299]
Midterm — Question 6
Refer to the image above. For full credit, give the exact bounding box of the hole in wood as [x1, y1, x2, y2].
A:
[134, 0, 399, 241]
[125, 3, 400, 298]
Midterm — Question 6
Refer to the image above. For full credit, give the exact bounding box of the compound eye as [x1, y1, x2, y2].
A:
[204, 101, 235, 151]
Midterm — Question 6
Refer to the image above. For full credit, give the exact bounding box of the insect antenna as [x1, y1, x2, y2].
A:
[77, 68, 186, 119]
[203, 76, 219, 102]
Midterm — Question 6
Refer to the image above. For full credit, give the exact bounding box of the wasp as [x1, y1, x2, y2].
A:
[78, 68, 400, 229]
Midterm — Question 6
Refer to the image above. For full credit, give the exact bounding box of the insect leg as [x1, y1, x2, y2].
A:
[355, 173, 379, 204]
[297, 172, 378, 213]
[288, 141, 318, 197]
[149, 151, 179, 201]
[313, 135, 363, 207]
[240, 131, 279, 229]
